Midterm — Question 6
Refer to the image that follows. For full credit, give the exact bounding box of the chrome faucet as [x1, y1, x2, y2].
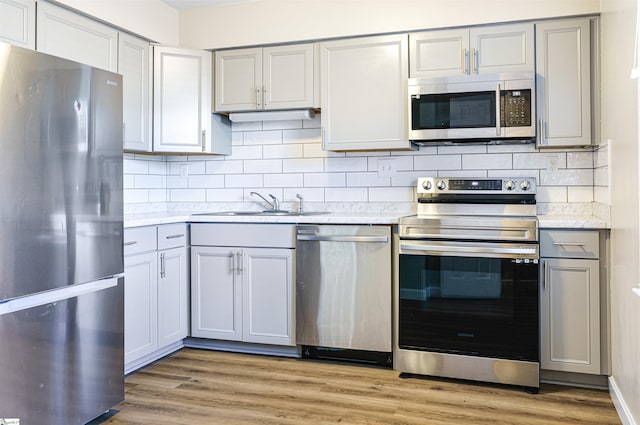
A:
[250, 191, 280, 211]
[296, 193, 304, 214]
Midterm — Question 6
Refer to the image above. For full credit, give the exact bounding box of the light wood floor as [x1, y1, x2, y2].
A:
[102, 348, 620, 425]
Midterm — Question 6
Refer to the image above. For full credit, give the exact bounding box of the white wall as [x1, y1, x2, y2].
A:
[601, 0, 640, 422]
[51, 0, 179, 45]
[179, 0, 600, 49]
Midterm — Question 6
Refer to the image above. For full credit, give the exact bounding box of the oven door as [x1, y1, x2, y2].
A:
[397, 240, 539, 362]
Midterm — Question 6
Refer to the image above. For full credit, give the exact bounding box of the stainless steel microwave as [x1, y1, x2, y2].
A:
[408, 73, 536, 142]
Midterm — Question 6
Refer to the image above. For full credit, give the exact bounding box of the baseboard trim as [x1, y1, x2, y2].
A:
[125, 341, 184, 375]
[609, 376, 638, 425]
[184, 337, 300, 358]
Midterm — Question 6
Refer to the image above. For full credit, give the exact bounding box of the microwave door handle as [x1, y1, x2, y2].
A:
[496, 82, 501, 137]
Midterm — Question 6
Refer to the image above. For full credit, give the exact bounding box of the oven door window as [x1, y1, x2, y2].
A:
[398, 253, 539, 362]
[411, 92, 496, 130]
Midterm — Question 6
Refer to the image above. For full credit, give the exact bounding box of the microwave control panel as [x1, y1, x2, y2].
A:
[501, 89, 532, 127]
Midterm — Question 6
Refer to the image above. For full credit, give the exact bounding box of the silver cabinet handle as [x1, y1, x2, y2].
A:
[473, 48, 479, 74]
[236, 251, 243, 272]
[255, 87, 260, 109]
[124, 241, 137, 246]
[165, 234, 185, 239]
[552, 242, 586, 247]
[160, 252, 166, 278]
[201, 130, 206, 152]
[297, 235, 389, 243]
[538, 119, 545, 145]
[496, 82, 501, 137]
[321, 127, 327, 150]
[263, 86, 267, 108]
[463, 49, 470, 74]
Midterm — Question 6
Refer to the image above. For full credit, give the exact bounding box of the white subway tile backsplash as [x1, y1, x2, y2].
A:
[392, 171, 432, 187]
[243, 159, 283, 174]
[594, 167, 608, 186]
[536, 186, 567, 203]
[124, 189, 149, 204]
[594, 186, 609, 204]
[148, 189, 167, 203]
[368, 187, 414, 202]
[487, 144, 537, 153]
[123, 175, 135, 189]
[206, 188, 244, 202]
[512, 152, 566, 170]
[170, 189, 206, 202]
[263, 144, 304, 159]
[437, 145, 487, 155]
[185, 160, 207, 175]
[540, 169, 593, 186]
[283, 128, 320, 144]
[487, 170, 540, 181]
[325, 157, 368, 172]
[206, 160, 244, 175]
[462, 153, 512, 170]
[232, 132, 243, 146]
[264, 173, 304, 187]
[188, 175, 225, 188]
[439, 170, 488, 178]
[148, 161, 167, 175]
[414, 155, 461, 171]
[227, 145, 263, 160]
[325, 187, 368, 202]
[568, 186, 594, 203]
[134, 175, 165, 189]
[283, 188, 324, 202]
[243, 130, 283, 145]
[304, 172, 346, 187]
[225, 174, 263, 188]
[262, 120, 303, 130]
[283, 158, 324, 173]
[231, 121, 262, 132]
[166, 175, 188, 189]
[124, 158, 149, 174]
[567, 151, 594, 169]
[347, 172, 390, 187]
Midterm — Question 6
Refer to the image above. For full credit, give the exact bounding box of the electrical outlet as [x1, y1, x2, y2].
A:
[377, 159, 397, 178]
[179, 163, 189, 178]
[547, 157, 558, 171]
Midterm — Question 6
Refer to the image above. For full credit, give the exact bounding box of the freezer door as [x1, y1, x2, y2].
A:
[0, 277, 124, 425]
[0, 42, 123, 300]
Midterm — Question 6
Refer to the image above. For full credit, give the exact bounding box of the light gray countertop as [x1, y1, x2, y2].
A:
[124, 211, 609, 229]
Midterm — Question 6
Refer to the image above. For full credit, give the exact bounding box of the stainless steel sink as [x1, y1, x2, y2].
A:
[192, 210, 330, 217]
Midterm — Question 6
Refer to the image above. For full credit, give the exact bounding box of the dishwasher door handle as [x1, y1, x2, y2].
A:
[297, 235, 389, 243]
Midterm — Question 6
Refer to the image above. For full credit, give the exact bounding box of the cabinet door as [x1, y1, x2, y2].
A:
[191, 246, 242, 341]
[263, 43, 315, 110]
[242, 248, 294, 346]
[409, 29, 468, 78]
[536, 19, 591, 147]
[0, 0, 35, 49]
[541, 258, 600, 374]
[124, 251, 158, 365]
[154, 46, 212, 153]
[119, 33, 152, 152]
[158, 246, 189, 347]
[36, 2, 118, 72]
[214, 48, 262, 112]
[321, 34, 412, 151]
[470, 23, 534, 74]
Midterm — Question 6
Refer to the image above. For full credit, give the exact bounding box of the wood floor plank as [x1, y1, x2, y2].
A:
[103, 348, 621, 425]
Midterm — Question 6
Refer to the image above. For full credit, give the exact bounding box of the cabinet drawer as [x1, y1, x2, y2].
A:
[124, 226, 157, 256]
[191, 223, 296, 248]
[540, 230, 599, 259]
[158, 223, 188, 250]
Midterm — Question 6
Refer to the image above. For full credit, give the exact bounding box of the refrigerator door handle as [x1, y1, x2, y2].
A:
[0, 276, 121, 316]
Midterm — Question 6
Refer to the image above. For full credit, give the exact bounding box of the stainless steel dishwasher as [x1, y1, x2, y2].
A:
[296, 225, 392, 364]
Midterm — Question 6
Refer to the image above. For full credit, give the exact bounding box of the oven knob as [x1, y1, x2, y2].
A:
[436, 180, 447, 190]
[422, 180, 433, 190]
[520, 180, 531, 191]
[505, 180, 516, 191]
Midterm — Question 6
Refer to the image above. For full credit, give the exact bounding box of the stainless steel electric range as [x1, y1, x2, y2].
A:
[394, 177, 540, 391]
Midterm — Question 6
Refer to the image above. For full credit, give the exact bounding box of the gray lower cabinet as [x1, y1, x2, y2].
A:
[190, 223, 296, 347]
[124, 224, 189, 372]
[540, 229, 602, 374]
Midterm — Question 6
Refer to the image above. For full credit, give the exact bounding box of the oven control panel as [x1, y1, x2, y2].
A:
[417, 177, 536, 194]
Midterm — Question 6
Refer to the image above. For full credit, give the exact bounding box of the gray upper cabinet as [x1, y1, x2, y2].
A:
[410, 23, 534, 78]
[536, 18, 592, 147]
[320, 34, 412, 151]
[215, 43, 317, 112]
[36, 1, 118, 72]
[0, 0, 35, 49]
[119, 33, 152, 152]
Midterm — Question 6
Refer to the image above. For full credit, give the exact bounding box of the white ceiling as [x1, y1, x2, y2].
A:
[161, 0, 254, 9]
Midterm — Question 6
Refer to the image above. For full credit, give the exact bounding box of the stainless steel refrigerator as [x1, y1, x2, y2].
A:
[0, 42, 124, 424]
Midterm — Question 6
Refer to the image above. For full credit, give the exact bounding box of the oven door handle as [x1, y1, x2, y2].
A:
[399, 243, 537, 257]
[297, 235, 389, 243]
